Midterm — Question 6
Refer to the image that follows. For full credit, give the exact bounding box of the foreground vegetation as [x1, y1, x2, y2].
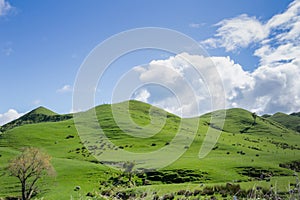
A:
[0, 100, 299, 199]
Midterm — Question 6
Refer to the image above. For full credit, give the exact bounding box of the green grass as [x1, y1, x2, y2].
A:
[267, 112, 300, 133]
[0, 100, 299, 199]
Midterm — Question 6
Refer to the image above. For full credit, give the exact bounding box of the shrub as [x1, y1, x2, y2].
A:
[65, 135, 74, 139]
[74, 186, 81, 191]
[193, 189, 201, 196]
[201, 187, 214, 195]
[86, 192, 95, 197]
[140, 192, 147, 198]
[162, 193, 174, 200]
[176, 189, 187, 195]
[184, 190, 193, 197]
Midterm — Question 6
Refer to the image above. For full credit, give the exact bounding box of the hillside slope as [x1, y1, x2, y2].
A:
[0, 101, 299, 199]
[264, 112, 300, 133]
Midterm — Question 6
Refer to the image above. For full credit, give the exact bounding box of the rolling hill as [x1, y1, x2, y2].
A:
[263, 112, 300, 133]
[0, 101, 299, 199]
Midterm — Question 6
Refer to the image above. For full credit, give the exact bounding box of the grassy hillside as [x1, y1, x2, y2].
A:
[291, 111, 300, 118]
[0, 101, 299, 199]
[264, 112, 300, 133]
[0, 106, 72, 132]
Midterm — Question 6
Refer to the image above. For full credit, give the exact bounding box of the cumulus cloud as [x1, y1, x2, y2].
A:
[133, 53, 226, 117]
[0, 109, 24, 126]
[57, 85, 72, 93]
[132, 51, 300, 116]
[248, 61, 300, 114]
[0, 0, 12, 16]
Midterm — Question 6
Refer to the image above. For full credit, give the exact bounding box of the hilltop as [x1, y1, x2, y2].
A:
[0, 100, 299, 199]
[0, 106, 72, 132]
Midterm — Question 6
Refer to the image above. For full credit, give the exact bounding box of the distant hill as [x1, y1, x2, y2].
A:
[0, 106, 72, 132]
[201, 108, 290, 135]
[290, 111, 300, 118]
[263, 112, 300, 133]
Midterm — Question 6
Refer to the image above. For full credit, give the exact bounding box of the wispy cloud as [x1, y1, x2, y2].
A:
[0, 0, 13, 17]
[0, 109, 24, 126]
[202, 0, 300, 56]
[33, 99, 41, 106]
[2, 46, 13, 56]
[202, 14, 268, 52]
[2, 42, 13, 56]
[189, 23, 204, 28]
[255, 0, 300, 66]
[57, 85, 72, 93]
[133, 89, 151, 103]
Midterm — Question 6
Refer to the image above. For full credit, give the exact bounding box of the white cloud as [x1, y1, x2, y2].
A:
[0, 0, 12, 16]
[213, 54, 300, 114]
[133, 89, 151, 103]
[57, 85, 72, 93]
[0, 109, 24, 126]
[266, 0, 300, 30]
[203, 0, 300, 56]
[133, 51, 300, 116]
[133, 53, 225, 117]
[254, 0, 300, 66]
[211, 56, 254, 100]
[202, 14, 268, 52]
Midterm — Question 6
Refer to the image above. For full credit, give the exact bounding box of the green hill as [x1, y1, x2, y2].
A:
[0, 106, 72, 132]
[263, 112, 300, 133]
[290, 111, 300, 118]
[0, 101, 299, 199]
[29, 106, 58, 116]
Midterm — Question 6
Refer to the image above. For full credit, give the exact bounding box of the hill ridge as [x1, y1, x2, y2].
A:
[263, 112, 300, 133]
[0, 106, 72, 132]
[1, 100, 299, 135]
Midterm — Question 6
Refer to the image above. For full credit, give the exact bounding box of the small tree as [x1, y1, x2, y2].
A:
[8, 147, 55, 200]
[252, 112, 257, 125]
[122, 161, 135, 186]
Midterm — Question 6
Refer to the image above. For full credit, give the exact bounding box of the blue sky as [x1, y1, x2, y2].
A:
[1, 0, 299, 125]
